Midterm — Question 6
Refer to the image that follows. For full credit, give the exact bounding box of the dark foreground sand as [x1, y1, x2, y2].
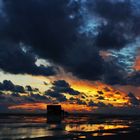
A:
[23, 131, 140, 140]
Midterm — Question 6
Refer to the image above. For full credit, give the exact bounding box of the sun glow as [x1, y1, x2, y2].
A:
[7, 78, 135, 113]
[9, 102, 93, 113]
[68, 79, 130, 107]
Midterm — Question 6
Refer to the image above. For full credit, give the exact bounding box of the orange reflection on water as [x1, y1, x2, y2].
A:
[92, 132, 116, 136]
[65, 124, 129, 132]
[78, 136, 86, 139]
[23, 116, 46, 123]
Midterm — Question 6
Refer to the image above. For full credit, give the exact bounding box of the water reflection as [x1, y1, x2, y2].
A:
[65, 124, 129, 132]
[0, 115, 139, 139]
[92, 133, 116, 136]
[0, 123, 68, 139]
[0, 116, 47, 123]
[78, 135, 86, 138]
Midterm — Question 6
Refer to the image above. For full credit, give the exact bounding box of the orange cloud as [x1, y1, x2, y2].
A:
[134, 56, 140, 70]
[9, 103, 46, 112]
[9, 102, 92, 113]
[8, 77, 138, 113]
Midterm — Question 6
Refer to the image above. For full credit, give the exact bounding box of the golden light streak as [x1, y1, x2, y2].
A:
[65, 124, 129, 132]
[9, 103, 46, 112]
[8, 72, 135, 112]
[8, 103, 92, 113]
[67, 79, 129, 107]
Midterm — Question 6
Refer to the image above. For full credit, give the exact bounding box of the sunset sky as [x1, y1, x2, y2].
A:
[0, 0, 140, 115]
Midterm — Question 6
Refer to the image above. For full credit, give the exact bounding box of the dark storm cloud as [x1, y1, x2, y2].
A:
[0, 0, 140, 86]
[45, 90, 67, 102]
[102, 60, 127, 85]
[126, 72, 140, 86]
[93, 0, 132, 22]
[0, 80, 25, 93]
[88, 100, 96, 107]
[53, 80, 70, 89]
[52, 80, 80, 95]
[76, 98, 86, 105]
[97, 91, 104, 95]
[45, 80, 81, 102]
[0, 0, 105, 81]
[107, 71, 140, 86]
[25, 85, 33, 92]
[65, 44, 104, 81]
[89, 0, 139, 49]
[0, 42, 56, 76]
[96, 23, 130, 49]
[0, 80, 41, 94]
[88, 100, 107, 107]
[1, 0, 80, 62]
[11, 92, 20, 97]
[25, 85, 39, 92]
[69, 97, 87, 105]
[30, 93, 48, 101]
[128, 92, 140, 106]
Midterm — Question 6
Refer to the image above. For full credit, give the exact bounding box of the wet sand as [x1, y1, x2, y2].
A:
[1, 114, 140, 139]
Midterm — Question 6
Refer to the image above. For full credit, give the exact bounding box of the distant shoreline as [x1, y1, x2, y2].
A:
[1, 113, 140, 118]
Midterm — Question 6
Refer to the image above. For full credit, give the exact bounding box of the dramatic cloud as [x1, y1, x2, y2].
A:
[88, 100, 107, 107]
[0, 0, 140, 86]
[0, 80, 40, 94]
[88, 0, 140, 49]
[0, 42, 56, 76]
[45, 80, 81, 102]
[0, 79, 140, 114]
[29, 93, 48, 101]
[128, 92, 140, 106]
[46, 91, 67, 102]
[0, 80, 25, 93]
[0, 0, 104, 81]
[26, 85, 39, 92]
[1, 0, 80, 62]
[93, 0, 132, 22]
[51, 80, 80, 95]
[121, 72, 140, 86]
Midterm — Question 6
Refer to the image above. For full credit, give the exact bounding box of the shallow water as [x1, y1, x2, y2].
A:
[0, 115, 140, 139]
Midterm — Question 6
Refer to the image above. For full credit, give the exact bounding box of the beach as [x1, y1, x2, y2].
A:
[0, 114, 140, 140]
